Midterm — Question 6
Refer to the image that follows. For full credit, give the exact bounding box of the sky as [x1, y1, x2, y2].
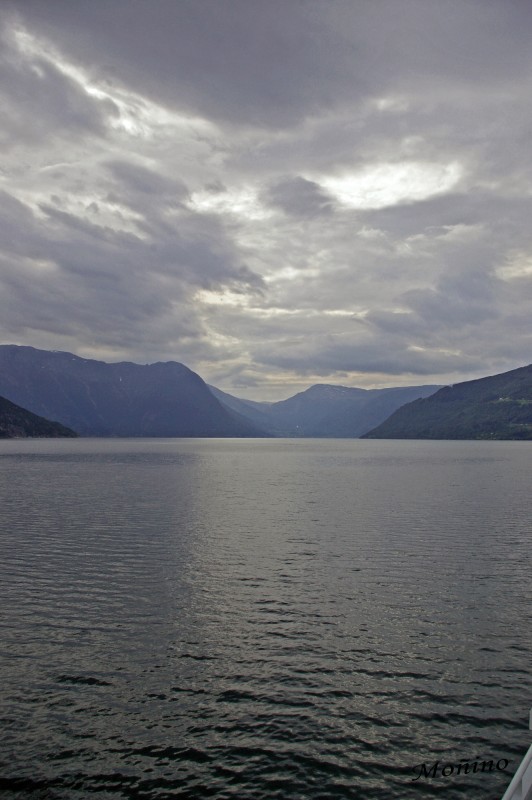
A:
[1, 0, 531, 400]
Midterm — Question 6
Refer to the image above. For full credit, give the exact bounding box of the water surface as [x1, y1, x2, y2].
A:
[0, 438, 530, 799]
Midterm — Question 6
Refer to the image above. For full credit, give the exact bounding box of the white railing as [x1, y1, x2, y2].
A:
[501, 710, 532, 800]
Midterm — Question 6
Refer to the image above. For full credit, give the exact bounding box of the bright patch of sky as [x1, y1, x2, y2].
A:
[189, 187, 274, 221]
[320, 161, 462, 209]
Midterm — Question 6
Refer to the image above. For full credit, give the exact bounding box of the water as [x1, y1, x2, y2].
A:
[0, 438, 530, 799]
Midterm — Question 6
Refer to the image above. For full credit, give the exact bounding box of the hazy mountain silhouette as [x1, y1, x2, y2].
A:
[4, 345, 528, 440]
[208, 385, 274, 431]
[0, 345, 266, 437]
[211, 382, 441, 437]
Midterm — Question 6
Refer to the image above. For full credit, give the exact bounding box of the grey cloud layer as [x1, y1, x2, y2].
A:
[10, 1, 531, 126]
[1, 1, 531, 398]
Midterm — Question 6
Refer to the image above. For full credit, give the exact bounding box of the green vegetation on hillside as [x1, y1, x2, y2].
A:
[362, 364, 532, 440]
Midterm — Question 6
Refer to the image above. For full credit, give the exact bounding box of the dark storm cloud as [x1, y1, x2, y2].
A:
[0, 190, 37, 248]
[252, 333, 484, 378]
[0, 183, 262, 363]
[34, 194, 263, 292]
[9, 0, 532, 129]
[106, 161, 189, 202]
[262, 177, 336, 218]
[6, 0, 360, 128]
[361, 192, 532, 239]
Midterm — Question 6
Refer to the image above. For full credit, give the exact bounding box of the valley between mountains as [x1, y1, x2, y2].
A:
[0, 345, 531, 439]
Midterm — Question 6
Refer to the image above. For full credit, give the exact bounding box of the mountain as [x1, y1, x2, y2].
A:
[0, 395, 77, 438]
[0, 345, 267, 437]
[265, 384, 369, 436]
[208, 385, 274, 431]
[362, 364, 532, 439]
[211, 383, 441, 437]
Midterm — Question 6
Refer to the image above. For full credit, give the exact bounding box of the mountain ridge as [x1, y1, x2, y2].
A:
[1, 344, 530, 439]
[0, 345, 265, 437]
[210, 381, 441, 437]
[0, 394, 77, 438]
[362, 363, 532, 439]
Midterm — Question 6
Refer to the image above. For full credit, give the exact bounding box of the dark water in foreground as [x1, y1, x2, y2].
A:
[0, 438, 530, 800]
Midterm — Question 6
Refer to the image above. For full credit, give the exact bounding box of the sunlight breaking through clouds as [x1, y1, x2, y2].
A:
[11, 20, 215, 142]
[320, 161, 462, 209]
[496, 251, 532, 281]
[1, 1, 532, 398]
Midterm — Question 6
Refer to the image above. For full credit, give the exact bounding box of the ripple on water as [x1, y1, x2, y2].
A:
[0, 439, 530, 799]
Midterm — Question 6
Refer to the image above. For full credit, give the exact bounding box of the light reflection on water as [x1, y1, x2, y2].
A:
[0, 438, 530, 799]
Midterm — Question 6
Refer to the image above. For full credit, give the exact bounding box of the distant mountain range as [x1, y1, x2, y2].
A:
[210, 382, 440, 437]
[0, 394, 76, 438]
[0, 346, 263, 437]
[0, 344, 529, 439]
[362, 363, 532, 439]
[0, 344, 440, 438]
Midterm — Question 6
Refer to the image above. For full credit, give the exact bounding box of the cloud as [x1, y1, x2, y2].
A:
[0, 181, 263, 365]
[106, 160, 189, 203]
[9, 1, 532, 129]
[262, 176, 336, 217]
[1, 1, 532, 398]
[5, 0, 364, 128]
[0, 16, 113, 151]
